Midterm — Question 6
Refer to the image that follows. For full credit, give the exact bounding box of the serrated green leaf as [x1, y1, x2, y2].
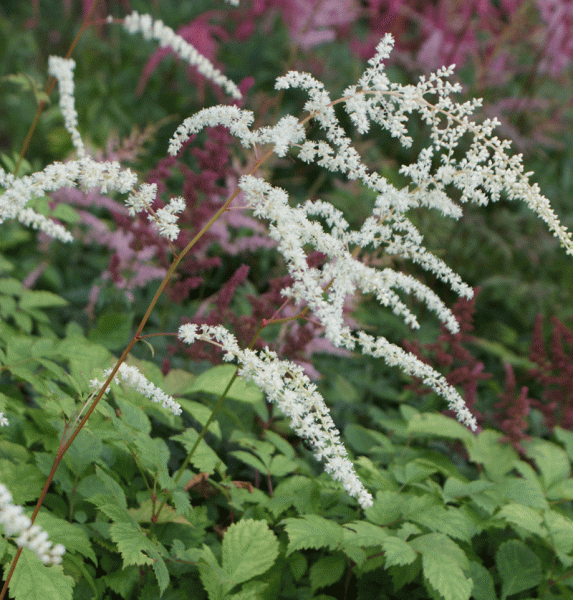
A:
[496, 539, 542, 600]
[442, 478, 495, 502]
[231, 450, 269, 473]
[382, 536, 417, 567]
[171, 428, 222, 475]
[95, 465, 127, 509]
[19, 290, 67, 310]
[128, 498, 192, 526]
[227, 580, 270, 600]
[407, 413, 474, 444]
[109, 522, 155, 566]
[6, 548, 74, 600]
[410, 533, 472, 600]
[86, 493, 137, 527]
[309, 554, 346, 592]
[0, 461, 45, 503]
[113, 396, 151, 435]
[283, 515, 344, 555]
[176, 398, 221, 438]
[364, 491, 402, 526]
[222, 519, 279, 591]
[544, 508, 573, 556]
[494, 503, 545, 537]
[109, 521, 170, 594]
[62, 428, 102, 476]
[342, 521, 389, 548]
[494, 476, 548, 509]
[468, 561, 497, 600]
[523, 439, 571, 489]
[466, 430, 519, 481]
[268, 454, 298, 476]
[103, 565, 140, 598]
[190, 365, 263, 404]
[34, 512, 97, 564]
[133, 436, 170, 474]
[407, 505, 475, 543]
[198, 543, 229, 600]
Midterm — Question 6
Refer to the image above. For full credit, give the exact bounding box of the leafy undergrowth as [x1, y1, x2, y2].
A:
[1, 284, 573, 600]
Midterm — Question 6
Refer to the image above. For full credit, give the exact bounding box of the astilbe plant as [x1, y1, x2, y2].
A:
[528, 313, 573, 430]
[2, 4, 573, 596]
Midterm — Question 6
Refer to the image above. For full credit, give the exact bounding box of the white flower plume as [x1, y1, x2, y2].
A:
[178, 324, 374, 509]
[0, 481, 65, 565]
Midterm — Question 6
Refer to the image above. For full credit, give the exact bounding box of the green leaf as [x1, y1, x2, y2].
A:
[544, 508, 573, 557]
[95, 465, 128, 509]
[442, 478, 495, 503]
[407, 505, 475, 543]
[523, 439, 571, 489]
[103, 565, 140, 599]
[496, 540, 542, 600]
[406, 413, 474, 444]
[222, 519, 279, 591]
[364, 491, 403, 526]
[231, 450, 269, 474]
[410, 533, 472, 600]
[176, 398, 221, 438]
[198, 544, 228, 600]
[190, 365, 263, 404]
[6, 548, 74, 600]
[283, 515, 344, 555]
[494, 504, 545, 538]
[0, 277, 23, 296]
[309, 554, 346, 592]
[133, 436, 170, 474]
[109, 521, 169, 593]
[0, 460, 45, 503]
[466, 430, 518, 481]
[19, 290, 68, 310]
[546, 479, 573, 501]
[171, 428, 223, 475]
[86, 493, 137, 526]
[34, 512, 97, 564]
[468, 561, 497, 600]
[88, 311, 134, 350]
[382, 536, 417, 567]
[114, 396, 152, 435]
[494, 476, 548, 509]
[62, 428, 102, 476]
[51, 203, 79, 224]
[342, 521, 389, 548]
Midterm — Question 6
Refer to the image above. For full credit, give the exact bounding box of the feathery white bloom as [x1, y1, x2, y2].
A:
[0, 157, 180, 243]
[48, 56, 85, 158]
[0, 482, 65, 565]
[169, 107, 307, 159]
[122, 11, 241, 100]
[0, 413, 8, 427]
[92, 363, 182, 416]
[178, 324, 374, 508]
[153, 196, 186, 240]
[170, 106, 255, 156]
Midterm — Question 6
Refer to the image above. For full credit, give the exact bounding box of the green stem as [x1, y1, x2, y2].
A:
[151, 368, 240, 529]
